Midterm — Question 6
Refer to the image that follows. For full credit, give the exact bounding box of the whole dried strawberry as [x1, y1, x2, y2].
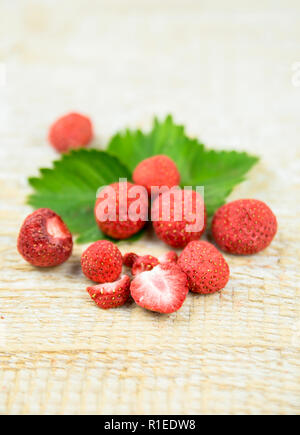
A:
[130, 263, 188, 314]
[212, 199, 277, 255]
[178, 241, 230, 294]
[49, 112, 93, 153]
[81, 240, 122, 283]
[152, 189, 206, 248]
[133, 155, 180, 194]
[17, 208, 73, 267]
[95, 181, 148, 240]
[87, 275, 131, 309]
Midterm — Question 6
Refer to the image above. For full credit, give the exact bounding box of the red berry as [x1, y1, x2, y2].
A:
[158, 251, 178, 264]
[131, 255, 159, 276]
[49, 113, 93, 153]
[17, 208, 73, 267]
[133, 155, 180, 194]
[130, 263, 188, 314]
[212, 199, 277, 255]
[152, 189, 206, 248]
[123, 252, 159, 275]
[87, 275, 131, 309]
[178, 241, 230, 294]
[123, 252, 139, 268]
[81, 240, 122, 283]
[95, 181, 148, 240]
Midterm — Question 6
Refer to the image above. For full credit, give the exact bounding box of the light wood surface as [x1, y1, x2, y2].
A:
[0, 0, 299, 415]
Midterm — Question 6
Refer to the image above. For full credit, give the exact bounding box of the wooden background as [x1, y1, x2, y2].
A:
[0, 0, 299, 415]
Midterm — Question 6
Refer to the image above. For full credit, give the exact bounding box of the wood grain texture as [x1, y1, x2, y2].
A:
[0, 0, 299, 415]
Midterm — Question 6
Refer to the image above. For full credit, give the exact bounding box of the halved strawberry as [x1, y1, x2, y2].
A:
[130, 263, 188, 314]
[131, 255, 159, 276]
[87, 275, 131, 309]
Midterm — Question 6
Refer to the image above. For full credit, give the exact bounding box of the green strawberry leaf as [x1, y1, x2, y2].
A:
[27, 149, 145, 244]
[108, 115, 259, 216]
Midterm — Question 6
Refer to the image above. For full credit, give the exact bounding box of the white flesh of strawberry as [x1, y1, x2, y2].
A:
[91, 275, 127, 294]
[131, 265, 187, 313]
[158, 252, 177, 264]
[46, 216, 68, 239]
